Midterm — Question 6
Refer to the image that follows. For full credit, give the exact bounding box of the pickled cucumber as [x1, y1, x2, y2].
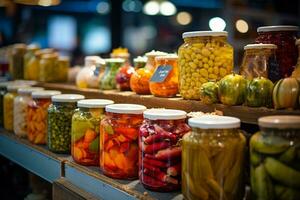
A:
[254, 164, 274, 200]
[275, 184, 300, 200]
[250, 133, 289, 154]
[279, 146, 297, 164]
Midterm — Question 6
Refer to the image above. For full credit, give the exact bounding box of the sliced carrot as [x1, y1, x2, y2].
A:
[104, 152, 117, 170]
[114, 127, 138, 140]
[73, 146, 83, 161]
[116, 134, 128, 143]
[34, 133, 45, 144]
[105, 139, 115, 151]
[84, 128, 97, 143]
[114, 153, 127, 171]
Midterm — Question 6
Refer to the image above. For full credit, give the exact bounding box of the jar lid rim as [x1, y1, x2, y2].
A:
[145, 50, 168, 57]
[155, 54, 178, 60]
[77, 99, 114, 108]
[182, 31, 228, 38]
[258, 115, 300, 129]
[32, 90, 61, 98]
[144, 109, 187, 120]
[18, 87, 44, 95]
[257, 25, 299, 32]
[244, 43, 277, 50]
[7, 85, 29, 92]
[188, 115, 240, 129]
[104, 58, 125, 63]
[133, 56, 147, 62]
[52, 94, 85, 102]
[106, 104, 146, 114]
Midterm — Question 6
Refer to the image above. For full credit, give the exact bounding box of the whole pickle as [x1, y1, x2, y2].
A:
[250, 133, 289, 154]
[275, 184, 300, 200]
[254, 164, 274, 200]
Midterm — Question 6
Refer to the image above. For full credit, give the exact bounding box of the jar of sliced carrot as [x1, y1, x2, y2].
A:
[100, 104, 146, 179]
[71, 99, 114, 166]
[139, 109, 190, 192]
[27, 90, 61, 144]
[149, 54, 178, 97]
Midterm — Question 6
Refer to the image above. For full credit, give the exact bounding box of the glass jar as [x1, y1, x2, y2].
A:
[133, 56, 147, 70]
[48, 94, 85, 153]
[149, 54, 179, 97]
[27, 90, 61, 144]
[130, 51, 167, 95]
[9, 44, 27, 80]
[183, 116, 245, 200]
[3, 85, 28, 131]
[115, 64, 135, 91]
[39, 53, 58, 82]
[14, 87, 44, 138]
[100, 58, 124, 90]
[240, 44, 279, 81]
[100, 104, 146, 179]
[56, 56, 70, 82]
[178, 31, 233, 100]
[139, 109, 190, 192]
[255, 26, 299, 78]
[291, 39, 300, 79]
[250, 115, 300, 200]
[0, 82, 10, 127]
[24, 44, 40, 80]
[71, 99, 114, 166]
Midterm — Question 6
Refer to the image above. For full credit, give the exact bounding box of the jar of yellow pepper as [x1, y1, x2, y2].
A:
[178, 31, 233, 99]
[24, 44, 40, 80]
[39, 53, 58, 82]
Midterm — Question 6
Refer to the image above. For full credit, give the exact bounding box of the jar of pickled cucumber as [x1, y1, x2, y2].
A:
[3, 85, 29, 131]
[9, 44, 27, 80]
[100, 104, 146, 179]
[100, 58, 124, 90]
[24, 44, 40, 80]
[149, 54, 179, 97]
[139, 109, 190, 192]
[183, 115, 245, 200]
[27, 90, 61, 144]
[71, 99, 114, 166]
[48, 94, 85, 153]
[130, 51, 167, 95]
[250, 115, 300, 200]
[56, 56, 70, 82]
[178, 31, 233, 100]
[14, 87, 44, 138]
[39, 53, 58, 82]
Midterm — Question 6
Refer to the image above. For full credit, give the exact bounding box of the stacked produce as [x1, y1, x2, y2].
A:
[139, 109, 190, 191]
[250, 116, 300, 199]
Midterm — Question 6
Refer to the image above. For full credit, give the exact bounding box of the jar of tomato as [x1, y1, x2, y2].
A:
[27, 90, 61, 144]
[256, 26, 299, 78]
[130, 51, 167, 94]
[100, 58, 125, 90]
[139, 109, 190, 192]
[149, 54, 178, 97]
[100, 104, 146, 179]
[71, 99, 114, 166]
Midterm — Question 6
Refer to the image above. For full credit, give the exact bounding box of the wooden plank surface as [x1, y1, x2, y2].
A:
[38, 83, 300, 124]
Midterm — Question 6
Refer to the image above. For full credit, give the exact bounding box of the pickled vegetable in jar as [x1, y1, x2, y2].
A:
[27, 90, 61, 144]
[24, 44, 40, 80]
[133, 56, 147, 70]
[149, 54, 178, 97]
[256, 26, 299, 78]
[100, 104, 146, 179]
[56, 56, 70, 82]
[240, 44, 279, 82]
[39, 53, 58, 82]
[183, 116, 245, 200]
[116, 65, 135, 91]
[139, 109, 190, 192]
[0, 82, 10, 127]
[4, 85, 29, 131]
[9, 44, 27, 80]
[250, 116, 300, 200]
[71, 99, 114, 166]
[48, 94, 85, 153]
[100, 58, 124, 90]
[178, 31, 233, 100]
[14, 87, 44, 138]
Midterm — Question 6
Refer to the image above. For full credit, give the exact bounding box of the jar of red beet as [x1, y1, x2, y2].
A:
[255, 25, 299, 78]
[139, 109, 190, 192]
[100, 104, 146, 179]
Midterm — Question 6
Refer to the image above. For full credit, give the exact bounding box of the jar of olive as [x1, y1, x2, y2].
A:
[9, 44, 27, 80]
[48, 94, 85, 153]
[56, 56, 70, 82]
[39, 53, 58, 82]
[178, 31, 233, 100]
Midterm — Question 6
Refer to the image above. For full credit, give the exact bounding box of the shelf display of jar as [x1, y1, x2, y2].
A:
[100, 58, 125, 90]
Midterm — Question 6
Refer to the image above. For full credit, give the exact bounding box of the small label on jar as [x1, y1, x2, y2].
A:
[94, 66, 100, 76]
[268, 55, 281, 82]
[150, 65, 172, 83]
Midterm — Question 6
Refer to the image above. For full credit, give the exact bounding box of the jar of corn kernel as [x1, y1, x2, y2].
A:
[178, 31, 233, 100]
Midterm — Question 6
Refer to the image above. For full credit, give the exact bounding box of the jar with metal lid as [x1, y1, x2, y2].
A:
[39, 53, 59, 82]
[24, 44, 40, 80]
[139, 109, 190, 192]
[130, 51, 167, 95]
[239, 44, 279, 82]
[100, 58, 124, 90]
[3, 85, 28, 131]
[14, 87, 44, 137]
[100, 104, 146, 179]
[149, 54, 179, 97]
[71, 99, 114, 166]
[255, 26, 299, 78]
[178, 31, 234, 100]
[56, 56, 70, 82]
[183, 116, 245, 200]
[27, 90, 61, 144]
[9, 44, 27, 80]
[250, 115, 300, 200]
[48, 94, 85, 153]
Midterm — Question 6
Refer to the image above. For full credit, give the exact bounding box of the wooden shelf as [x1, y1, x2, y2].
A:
[38, 83, 300, 125]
